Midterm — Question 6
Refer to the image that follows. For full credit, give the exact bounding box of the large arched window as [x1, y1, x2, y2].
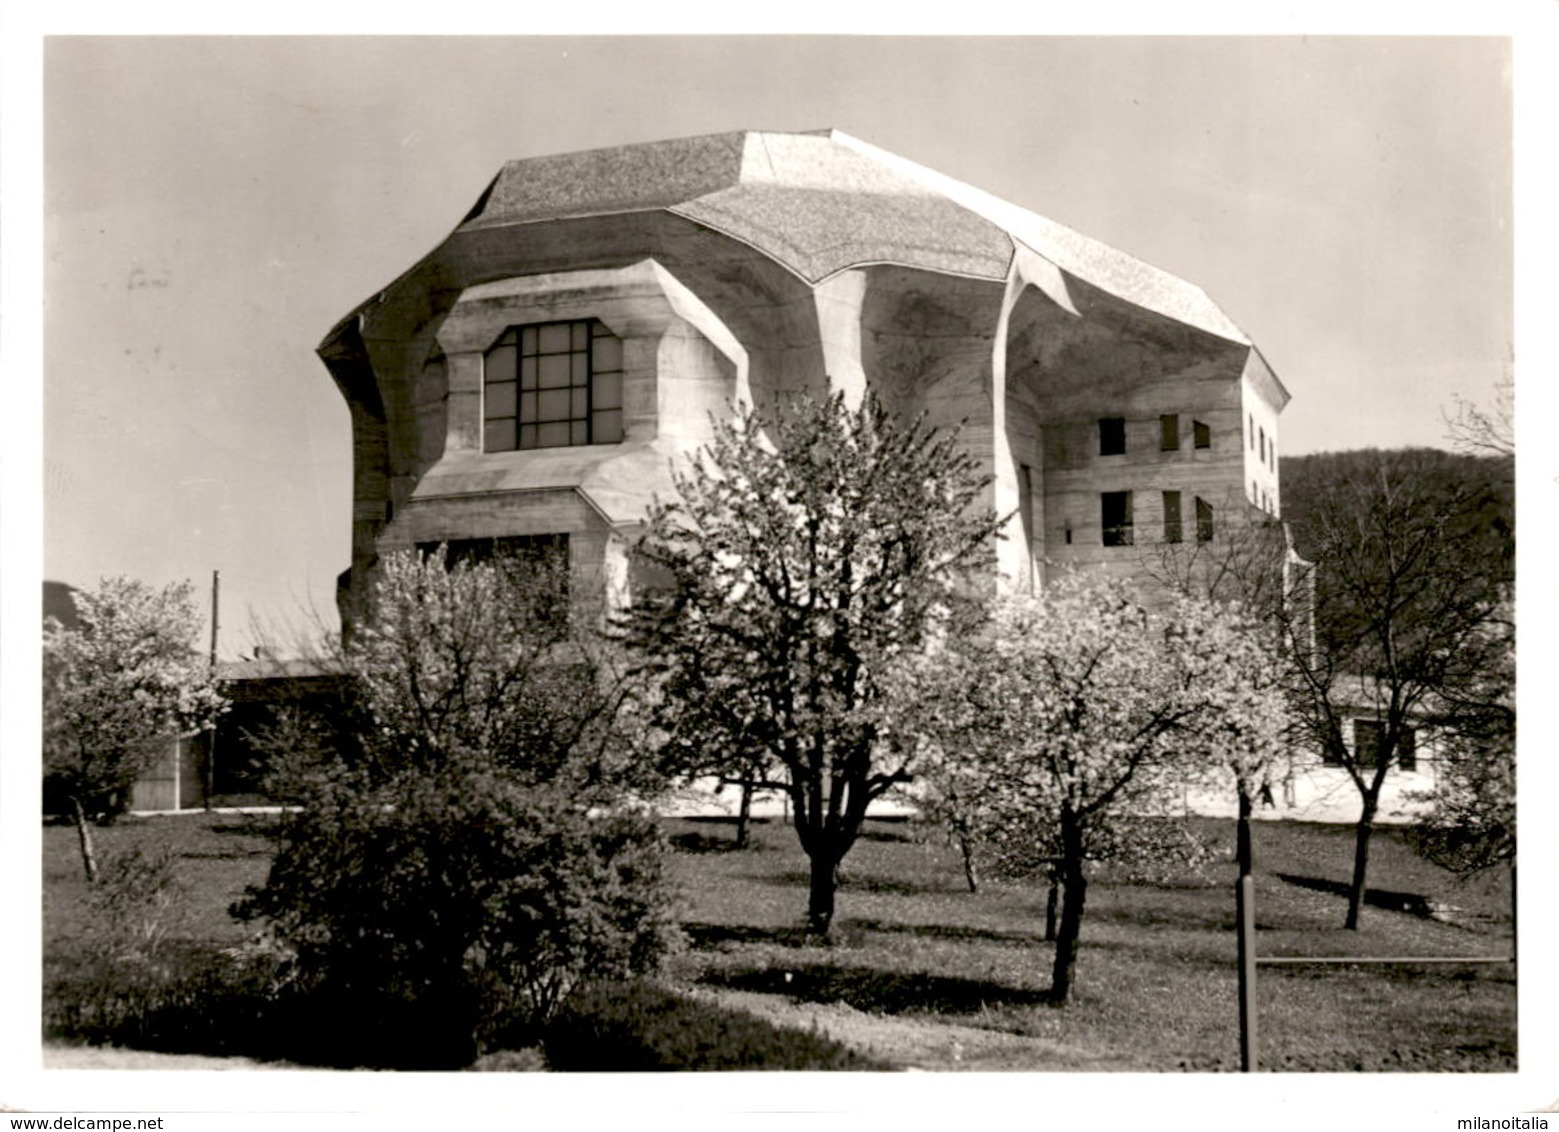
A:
[483, 319, 624, 451]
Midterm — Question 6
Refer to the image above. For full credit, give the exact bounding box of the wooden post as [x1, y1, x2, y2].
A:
[1237, 871, 1258, 1072]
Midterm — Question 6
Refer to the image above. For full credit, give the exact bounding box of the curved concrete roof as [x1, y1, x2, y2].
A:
[456, 128, 1252, 345]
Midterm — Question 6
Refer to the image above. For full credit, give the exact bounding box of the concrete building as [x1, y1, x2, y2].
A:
[321, 129, 1290, 627]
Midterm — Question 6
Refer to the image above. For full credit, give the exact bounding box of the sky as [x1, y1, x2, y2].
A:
[30, 35, 1518, 656]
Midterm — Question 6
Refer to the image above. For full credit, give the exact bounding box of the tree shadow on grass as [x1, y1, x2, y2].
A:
[680, 921, 819, 950]
[841, 917, 1044, 946]
[765, 871, 952, 897]
[1265, 959, 1515, 988]
[1087, 901, 1239, 934]
[854, 822, 921, 844]
[669, 831, 750, 855]
[208, 819, 283, 838]
[700, 962, 1054, 1014]
[1274, 873, 1435, 918]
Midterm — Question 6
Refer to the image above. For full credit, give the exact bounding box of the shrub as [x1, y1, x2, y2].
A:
[43, 940, 289, 1059]
[235, 765, 680, 1067]
[231, 550, 680, 1068]
[542, 980, 884, 1071]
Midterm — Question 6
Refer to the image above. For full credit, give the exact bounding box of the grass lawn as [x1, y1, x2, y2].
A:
[42, 810, 1515, 1071]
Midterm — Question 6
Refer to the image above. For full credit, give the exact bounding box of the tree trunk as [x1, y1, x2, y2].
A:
[956, 827, 979, 893]
[806, 847, 840, 936]
[71, 795, 99, 884]
[1049, 814, 1088, 1003]
[1345, 795, 1378, 930]
[735, 780, 754, 849]
[1044, 871, 1061, 943]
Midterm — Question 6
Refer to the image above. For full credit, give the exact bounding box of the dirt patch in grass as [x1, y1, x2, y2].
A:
[683, 986, 1124, 1071]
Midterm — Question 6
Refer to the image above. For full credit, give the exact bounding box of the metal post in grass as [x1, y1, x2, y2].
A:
[1235, 795, 1258, 1072]
[1237, 871, 1258, 1071]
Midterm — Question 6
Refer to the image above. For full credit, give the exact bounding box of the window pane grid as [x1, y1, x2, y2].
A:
[484, 318, 624, 451]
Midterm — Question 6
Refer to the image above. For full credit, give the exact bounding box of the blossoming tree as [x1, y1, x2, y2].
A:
[626, 391, 1000, 936]
[910, 574, 1286, 1003]
[1171, 599, 1295, 876]
[43, 576, 226, 881]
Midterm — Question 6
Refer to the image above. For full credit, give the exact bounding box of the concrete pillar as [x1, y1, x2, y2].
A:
[444, 352, 483, 453]
[813, 270, 868, 409]
[990, 271, 1027, 592]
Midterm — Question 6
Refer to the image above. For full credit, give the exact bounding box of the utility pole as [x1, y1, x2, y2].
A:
[209, 569, 220, 666]
[205, 570, 219, 810]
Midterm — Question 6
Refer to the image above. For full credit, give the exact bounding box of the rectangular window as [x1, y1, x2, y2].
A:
[1353, 721, 1418, 770]
[414, 534, 571, 634]
[1195, 496, 1214, 542]
[1249, 413, 1255, 449]
[1102, 491, 1133, 547]
[1353, 720, 1385, 768]
[1162, 491, 1182, 543]
[483, 319, 624, 452]
[421, 533, 567, 569]
[1193, 420, 1211, 449]
[1160, 414, 1179, 451]
[1099, 417, 1126, 456]
[1397, 728, 1417, 772]
[1260, 427, 1267, 464]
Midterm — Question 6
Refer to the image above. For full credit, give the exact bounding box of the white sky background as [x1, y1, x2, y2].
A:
[35, 34, 1516, 656]
[5, 3, 1559, 1124]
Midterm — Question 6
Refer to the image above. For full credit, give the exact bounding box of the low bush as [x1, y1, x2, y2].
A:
[44, 940, 291, 1061]
[234, 766, 680, 1067]
[46, 933, 517, 1070]
[541, 980, 884, 1071]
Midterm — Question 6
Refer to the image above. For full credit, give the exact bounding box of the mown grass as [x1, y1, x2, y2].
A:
[41, 810, 1515, 1071]
[662, 813, 1515, 1071]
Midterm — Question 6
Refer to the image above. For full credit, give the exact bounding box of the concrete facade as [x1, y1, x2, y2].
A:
[321, 130, 1290, 621]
